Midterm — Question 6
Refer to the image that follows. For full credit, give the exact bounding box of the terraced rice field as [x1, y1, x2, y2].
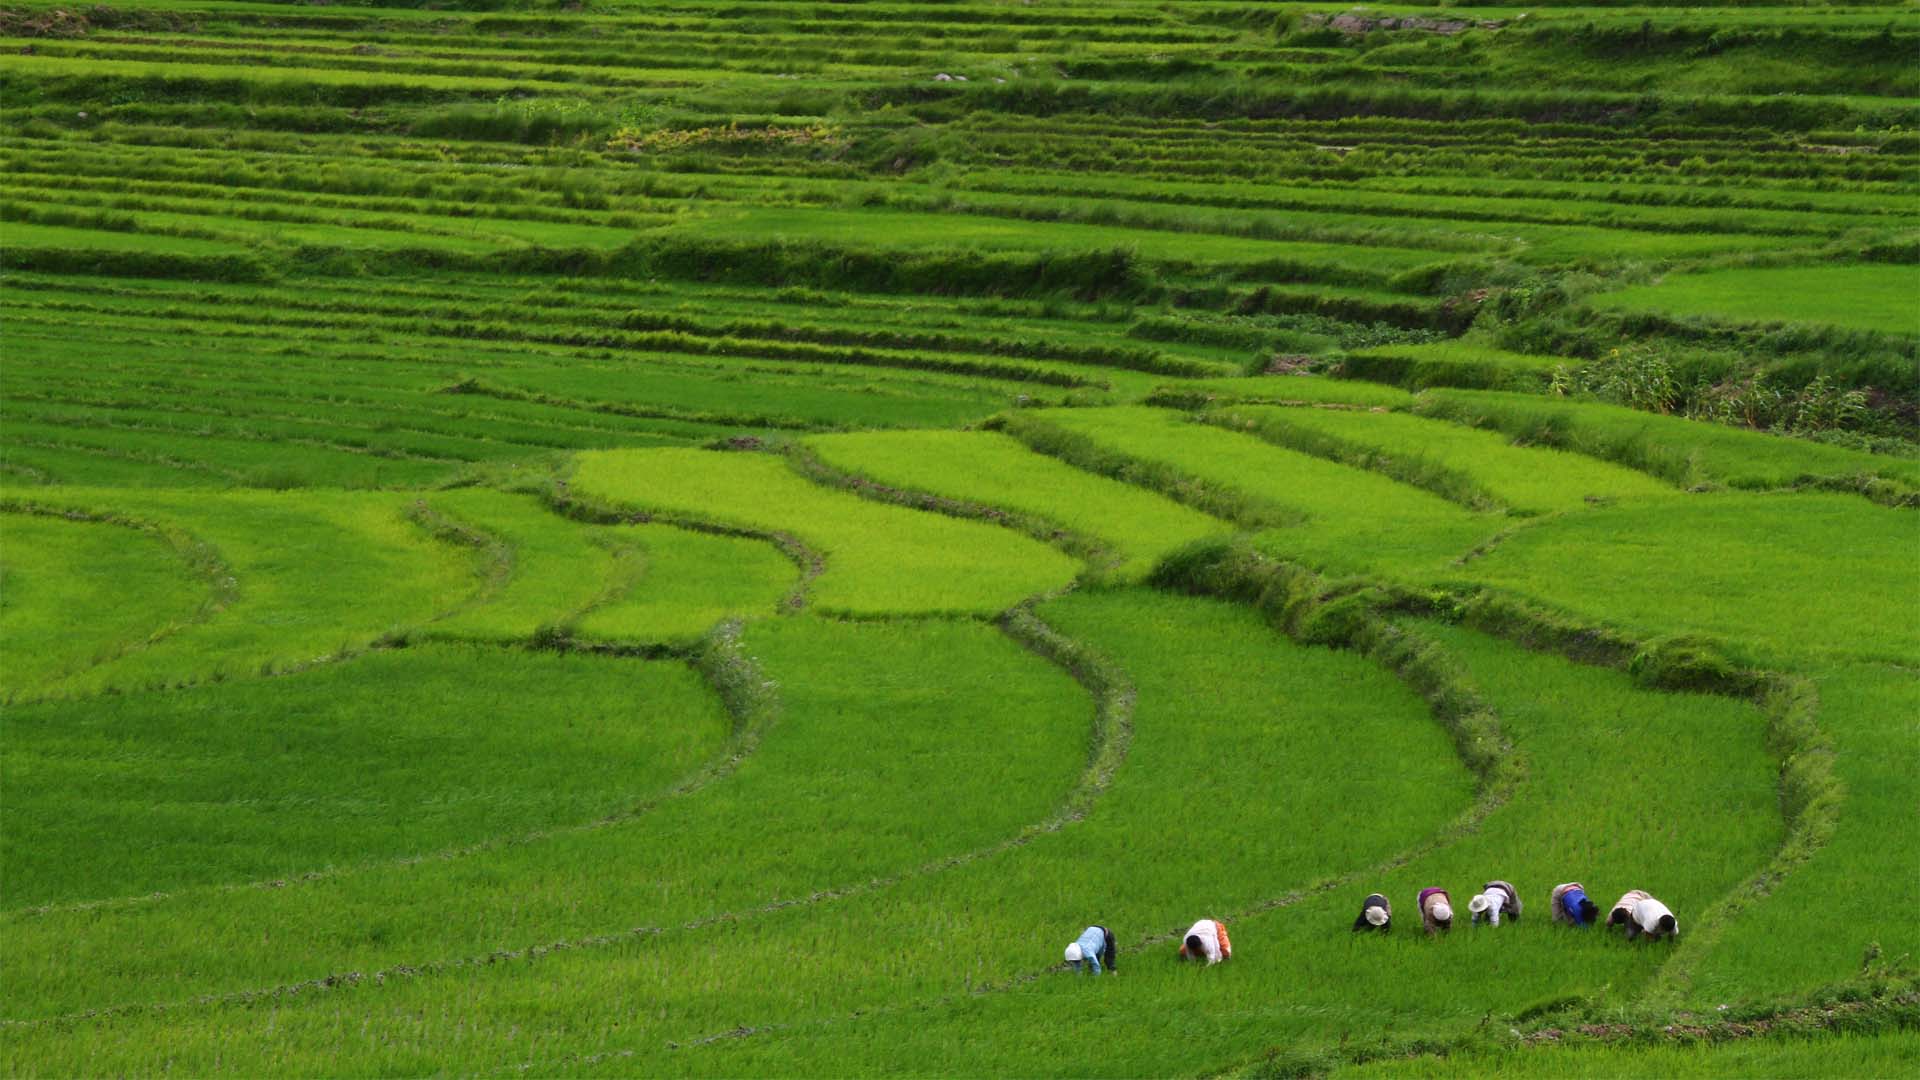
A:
[2, 1, 1917, 1075]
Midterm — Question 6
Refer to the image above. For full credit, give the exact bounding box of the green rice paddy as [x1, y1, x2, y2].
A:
[2, 0, 1916, 1075]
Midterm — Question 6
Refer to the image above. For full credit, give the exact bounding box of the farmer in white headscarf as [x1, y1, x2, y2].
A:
[1418, 887, 1453, 934]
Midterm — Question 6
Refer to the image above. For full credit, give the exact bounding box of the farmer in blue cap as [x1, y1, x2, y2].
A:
[1064, 925, 1116, 974]
[1550, 881, 1600, 926]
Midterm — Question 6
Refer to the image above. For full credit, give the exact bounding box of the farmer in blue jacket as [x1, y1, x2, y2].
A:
[1551, 882, 1600, 926]
[1064, 925, 1117, 974]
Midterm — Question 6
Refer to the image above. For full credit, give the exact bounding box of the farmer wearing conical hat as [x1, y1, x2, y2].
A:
[1468, 880, 1521, 926]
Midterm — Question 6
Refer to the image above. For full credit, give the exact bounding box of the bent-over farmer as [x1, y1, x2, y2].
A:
[1627, 896, 1678, 941]
[1608, 889, 1650, 932]
[1352, 892, 1391, 932]
[1468, 880, 1521, 927]
[1064, 925, 1117, 974]
[1550, 881, 1600, 926]
[1418, 887, 1453, 934]
[1178, 918, 1231, 964]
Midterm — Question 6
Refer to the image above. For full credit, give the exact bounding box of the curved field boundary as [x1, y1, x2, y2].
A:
[1448, 493, 1916, 671]
[406, 491, 660, 644]
[565, 526, 796, 649]
[1414, 389, 1920, 507]
[783, 440, 1124, 580]
[2, 610, 1132, 1029]
[1, 488, 482, 702]
[633, 546, 1828, 1076]
[401, 498, 515, 629]
[1004, 405, 1505, 583]
[997, 409, 1301, 528]
[795, 430, 1235, 584]
[844, 414, 1840, 983]
[1206, 403, 1684, 515]
[1439, 589, 1842, 1013]
[3, 622, 772, 923]
[1202, 404, 1511, 513]
[512, 589, 1518, 1074]
[567, 447, 1081, 616]
[546, 475, 824, 616]
[0, 501, 234, 702]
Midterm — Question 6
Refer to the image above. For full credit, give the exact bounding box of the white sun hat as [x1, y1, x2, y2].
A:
[1468, 893, 1492, 915]
[1064, 942, 1083, 964]
[1432, 902, 1452, 923]
[1365, 906, 1388, 927]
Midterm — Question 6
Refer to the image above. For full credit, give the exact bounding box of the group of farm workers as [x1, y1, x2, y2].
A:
[1062, 881, 1675, 974]
[1061, 919, 1231, 973]
[1352, 880, 1677, 938]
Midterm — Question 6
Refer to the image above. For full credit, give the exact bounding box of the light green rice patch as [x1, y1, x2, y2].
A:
[570, 448, 1079, 615]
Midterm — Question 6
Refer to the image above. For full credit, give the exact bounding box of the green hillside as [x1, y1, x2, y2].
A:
[2, 1, 1916, 1075]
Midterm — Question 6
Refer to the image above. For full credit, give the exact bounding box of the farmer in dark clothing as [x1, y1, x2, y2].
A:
[1352, 892, 1391, 932]
[1551, 881, 1600, 926]
[1418, 887, 1453, 934]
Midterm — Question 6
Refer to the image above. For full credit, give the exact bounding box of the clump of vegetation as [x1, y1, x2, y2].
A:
[607, 122, 847, 154]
